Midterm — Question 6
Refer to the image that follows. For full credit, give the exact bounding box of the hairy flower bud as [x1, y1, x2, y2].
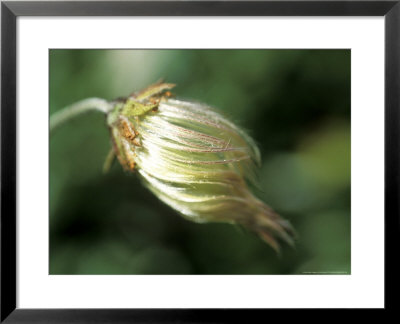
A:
[107, 82, 295, 252]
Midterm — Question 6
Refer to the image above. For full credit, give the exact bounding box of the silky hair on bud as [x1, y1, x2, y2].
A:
[106, 83, 295, 252]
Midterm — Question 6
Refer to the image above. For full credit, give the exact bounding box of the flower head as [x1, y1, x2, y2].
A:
[107, 81, 295, 252]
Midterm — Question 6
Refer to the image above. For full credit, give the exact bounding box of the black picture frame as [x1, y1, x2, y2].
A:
[1, 0, 398, 322]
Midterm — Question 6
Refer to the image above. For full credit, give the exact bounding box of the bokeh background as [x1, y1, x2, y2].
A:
[50, 50, 350, 274]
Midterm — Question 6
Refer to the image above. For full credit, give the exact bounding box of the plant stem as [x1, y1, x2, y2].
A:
[50, 98, 112, 132]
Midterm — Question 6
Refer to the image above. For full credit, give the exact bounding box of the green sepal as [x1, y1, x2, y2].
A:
[121, 99, 158, 117]
[102, 147, 116, 173]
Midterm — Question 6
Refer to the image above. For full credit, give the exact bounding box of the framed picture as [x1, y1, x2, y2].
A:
[1, 0, 398, 321]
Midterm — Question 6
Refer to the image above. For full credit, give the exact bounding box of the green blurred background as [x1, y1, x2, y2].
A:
[50, 50, 350, 275]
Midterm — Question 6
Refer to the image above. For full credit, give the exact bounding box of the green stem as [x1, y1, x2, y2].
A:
[50, 98, 112, 132]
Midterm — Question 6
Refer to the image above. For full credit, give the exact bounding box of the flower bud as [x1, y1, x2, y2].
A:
[107, 82, 295, 252]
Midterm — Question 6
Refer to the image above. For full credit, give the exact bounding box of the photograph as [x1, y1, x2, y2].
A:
[49, 49, 351, 275]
